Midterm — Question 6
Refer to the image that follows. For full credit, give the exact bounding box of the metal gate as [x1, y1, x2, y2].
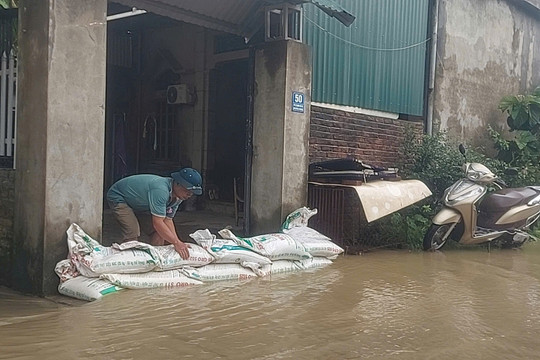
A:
[308, 183, 406, 252]
[0, 50, 16, 168]
[0, 8, 17, 169]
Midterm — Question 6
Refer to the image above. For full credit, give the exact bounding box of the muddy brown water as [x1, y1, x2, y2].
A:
[2, 244, 540, 360]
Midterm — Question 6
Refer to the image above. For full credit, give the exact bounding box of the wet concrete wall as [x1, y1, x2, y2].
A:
[433, 0, 540, 148]
[12, 0, 107, 295]
[251, 40, 311, 234]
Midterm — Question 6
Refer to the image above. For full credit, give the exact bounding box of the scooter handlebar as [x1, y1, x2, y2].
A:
[494, 178, 507, 188]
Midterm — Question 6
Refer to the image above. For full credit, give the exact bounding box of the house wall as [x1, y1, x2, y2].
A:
[309, 105, 424, 168]
[251, 40, 311, 235]
[0, 169, 14, 286]
[433, 0, 540, 148]
[12, 0, 107, 295]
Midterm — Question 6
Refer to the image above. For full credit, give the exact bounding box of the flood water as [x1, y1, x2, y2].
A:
[2, 244, 540, 360]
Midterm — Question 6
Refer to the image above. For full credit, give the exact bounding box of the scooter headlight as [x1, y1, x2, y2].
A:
[466, 169, 481, 180]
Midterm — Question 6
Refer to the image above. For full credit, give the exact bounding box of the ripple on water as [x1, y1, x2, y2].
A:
[2, 245, 540, 359]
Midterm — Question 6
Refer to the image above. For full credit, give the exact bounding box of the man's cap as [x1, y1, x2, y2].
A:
[171, 168, 203, 195]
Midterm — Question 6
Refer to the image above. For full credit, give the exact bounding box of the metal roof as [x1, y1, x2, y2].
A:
[304, 0, 430, 116]
[113, 0, 354, 39]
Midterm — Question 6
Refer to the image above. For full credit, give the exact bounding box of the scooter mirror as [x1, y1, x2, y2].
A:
[458, 144, 466, 156]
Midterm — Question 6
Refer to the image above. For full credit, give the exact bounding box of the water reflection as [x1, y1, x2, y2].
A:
[2, 244, 540, 359]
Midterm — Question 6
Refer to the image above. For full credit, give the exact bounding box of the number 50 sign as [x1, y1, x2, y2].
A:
[292, 91, 305, 113]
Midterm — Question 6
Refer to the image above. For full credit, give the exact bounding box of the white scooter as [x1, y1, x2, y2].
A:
[423, 146, 540, 250]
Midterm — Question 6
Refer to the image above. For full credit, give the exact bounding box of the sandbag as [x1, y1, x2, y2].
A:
[58, 276, 123, 301]
[190, 229, 272, 265]
[182, 263, 258, 282]
[101, 270, 203, 289]
[154, 243, 215, 271]
[256, 257, 333, 277]
[299, 257, 334, 269]
[219, 229, 311, 261]
[55, 259, 80, 282]
[67, 224, 159, 277]
[283, 226, 343, 259]
[255, 260, 304, 277]
[281, 207, 318, 230]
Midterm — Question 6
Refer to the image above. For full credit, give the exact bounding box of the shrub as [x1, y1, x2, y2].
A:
[385, 129, 507, 250]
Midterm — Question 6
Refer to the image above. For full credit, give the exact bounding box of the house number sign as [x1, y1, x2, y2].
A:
[292, 91, 304, 113]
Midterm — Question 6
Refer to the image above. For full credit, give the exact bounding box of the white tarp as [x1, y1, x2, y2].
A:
[310, 179, 432, 222]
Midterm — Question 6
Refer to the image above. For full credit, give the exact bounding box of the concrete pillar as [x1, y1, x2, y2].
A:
[12, 0, 107, 295]
[251, 40, 311, 234]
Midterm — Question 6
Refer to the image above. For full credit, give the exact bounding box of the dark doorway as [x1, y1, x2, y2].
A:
[104, 25, 141, 194]
[208, 60, 248, 202]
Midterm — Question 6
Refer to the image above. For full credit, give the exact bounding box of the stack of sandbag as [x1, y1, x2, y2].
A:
[186, 229, 269, 282]
[55, 207, 344, 302]
[218, 207, 344, 277]
[56, 224, 210, 299]
[281, 207, 344, 260]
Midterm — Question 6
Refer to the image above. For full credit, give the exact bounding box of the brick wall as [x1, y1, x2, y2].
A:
[309, 105, 424, 168]
[0, 169, 14, 286]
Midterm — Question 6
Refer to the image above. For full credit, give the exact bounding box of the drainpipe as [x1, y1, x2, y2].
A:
[426, 0, 439, 136]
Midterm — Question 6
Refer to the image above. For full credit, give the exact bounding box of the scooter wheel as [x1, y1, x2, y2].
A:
[423, 224, 453, 251]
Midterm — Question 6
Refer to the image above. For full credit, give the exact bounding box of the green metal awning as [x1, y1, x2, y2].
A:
[112, 0, 355, 39]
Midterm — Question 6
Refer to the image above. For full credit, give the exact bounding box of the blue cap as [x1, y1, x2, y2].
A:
[171, 168, 203, 195]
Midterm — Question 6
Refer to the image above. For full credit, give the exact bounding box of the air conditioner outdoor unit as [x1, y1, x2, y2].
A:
[167, 84, 195, 105]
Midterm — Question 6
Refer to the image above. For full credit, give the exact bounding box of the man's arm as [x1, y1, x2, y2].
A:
[151, 215, 190, 259]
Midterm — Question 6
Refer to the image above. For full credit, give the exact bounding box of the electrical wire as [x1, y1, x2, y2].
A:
[304, 15, 431, 52]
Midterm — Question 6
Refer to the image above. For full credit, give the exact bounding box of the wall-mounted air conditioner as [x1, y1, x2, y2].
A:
[166, 84, 195, 105]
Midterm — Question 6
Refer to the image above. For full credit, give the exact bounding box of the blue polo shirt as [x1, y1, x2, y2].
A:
[106, 174, 182, 218]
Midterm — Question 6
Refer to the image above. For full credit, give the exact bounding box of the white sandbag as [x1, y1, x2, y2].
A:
[58, 276, 123, 301]
[154, 243, 215, 271]
[256, 258, 332, 277]
[181, 264, 258, 282]
[299, 257, 334, 269]
[67, 224, 159, 277]
[55, 259, 80, 282]
[219, 229, 311, 261]
[281, 207, 318, 230]
[254, 260, 304, 277]
[283, 226, 344, 259]
[101, 270, 203, 289]
[190, 229, 272, 265]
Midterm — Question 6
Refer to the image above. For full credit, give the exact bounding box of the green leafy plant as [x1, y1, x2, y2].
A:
[391, 205, 433, 250]
[0, 0, 17, 9]
[499, 87, 540, 132]
[491, 87, 540, 166]
[389, 129, 506, 250]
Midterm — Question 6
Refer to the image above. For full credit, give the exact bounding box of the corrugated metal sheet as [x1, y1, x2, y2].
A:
[114, 0, 261, 37]
[304, 0, 430, 116]
[114, 0, 355, 39]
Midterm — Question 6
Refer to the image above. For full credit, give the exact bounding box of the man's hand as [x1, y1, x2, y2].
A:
[174, 241, 190, 260]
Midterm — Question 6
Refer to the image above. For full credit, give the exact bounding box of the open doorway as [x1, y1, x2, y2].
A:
[103, 4, 250, 240]
[207, 60, 248, 204]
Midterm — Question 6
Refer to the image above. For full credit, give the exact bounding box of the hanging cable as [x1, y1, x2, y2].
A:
[304, 15, 431, 52]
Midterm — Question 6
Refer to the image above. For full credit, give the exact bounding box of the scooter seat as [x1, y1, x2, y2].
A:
[479, 187, 539, 212]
